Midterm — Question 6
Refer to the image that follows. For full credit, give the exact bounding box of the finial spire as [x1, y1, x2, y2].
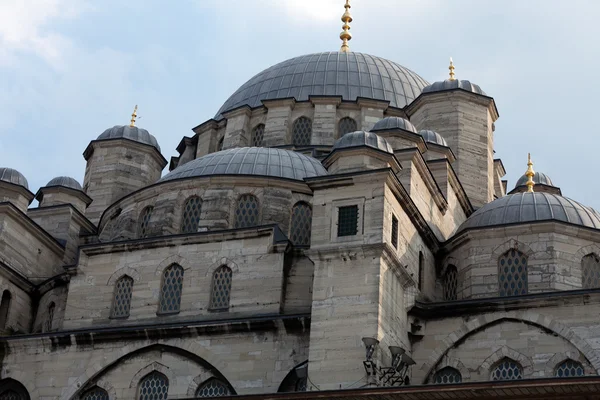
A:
[449, 57, 456, 81]
[340, 0, 353, 53]
[130, 105, 138, 127]
[525, 153, 535, 193]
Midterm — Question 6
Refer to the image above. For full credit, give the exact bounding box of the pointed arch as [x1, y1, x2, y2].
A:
[181, 196, 203, 234]
[137, 371, 168, 400]
[158, 264, 184, 314]
[289, 201, 312, 246]
[338, 117, 357, 137]
[479, 346, 532, 379]
[137, 206, 153, 239]
[234, 194, 260, 228]
[277, 361, 308, 393]
[195, 378, 232, 397]
[110, 275, 134, 318]
[209, 265, 233, 311]
[498, 248, 528, 296]
[292, 117, 312, 146]
[251, 124, 265, 147]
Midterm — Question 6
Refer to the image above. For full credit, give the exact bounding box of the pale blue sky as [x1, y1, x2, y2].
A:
[1, 0, 599, 208]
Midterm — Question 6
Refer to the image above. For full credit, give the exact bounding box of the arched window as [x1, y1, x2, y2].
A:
[158, 264, 184, 314]
[292, 117, 312, 146]
[443, 265, 458, 301]
[0, 379, 30, 400]
[82, 387, 109, 400]
[295, 377, 307, 392]
[181, 196, 203, 233]
[582, 253, 600, 289]
[251, 124, 265, 147]
[433, 367, 462, 384]
[338, 117, 357, 137]
[498, 249, 528, 296]
[210, 266, 233, 311]
[490, 358, 523, 381]
[418, 251, 424, 291]
[196, 378, 231, 398]
[555, 359, 584, 377]
[234, 194, 260, 228]
[44, 302, 55, 333]
[290, 202, 312, 246]
[0, 391, 24, 400]
[0, 290, 11, 330]
[111, 275, 134, 318]
[138, 371, 169, 400]
[217, 137, 224, 151]
[138, 206, 153, 239]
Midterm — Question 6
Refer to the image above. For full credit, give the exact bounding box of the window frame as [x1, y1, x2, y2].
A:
[110, 275, 134, 319]
[443, 265, 458, 301]
[292, 116, 313, 147]
[390, 214, 398, 249]
[330, 198, 365, 242]
[581, 253, 600, 289]
[418, 251, 424, 291]
[251, 123, 266, 147]
[490, 358, 523, 381]
[195, 378, 232, 398]
[234, 194, 261, 229]
[555, 359, 585, 378]
[289, 201, 313, 247]
[181, 196, 203, 234]
[432, 366, 462, 384]
[498, 249, 528, 297]
[209, 265, 233, 311]
[338, 117, 358, 137]
[138, 206, 154, 239]
[0, 290, 11, 330]
[81, 386, 110, 400]
[157, 264, 185, 315]
[137, 371, 169, 400]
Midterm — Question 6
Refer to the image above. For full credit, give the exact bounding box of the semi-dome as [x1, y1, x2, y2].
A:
[46, 176, 83, 191]
[515, 172, 554, 188]
[215, 52, 429, 119]
[422, 79, 486, 96]
[0, 167, 28, 189]
[97, 125, 161, 152]
[458, 192, 600, 232]
[160, 147, 327, 182]
[419, 129, 448, 147]
[332, 131, 393, 154]
[371, 116, 418, 133]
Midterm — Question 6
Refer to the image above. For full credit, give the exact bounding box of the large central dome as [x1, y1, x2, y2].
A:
[216, 52, 429, 119]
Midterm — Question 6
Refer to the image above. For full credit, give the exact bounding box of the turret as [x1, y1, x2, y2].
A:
[0, 168, 34, 213]
[35, 176, 91, 214]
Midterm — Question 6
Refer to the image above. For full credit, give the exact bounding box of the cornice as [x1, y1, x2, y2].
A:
[34, 185, 92, 206]
[405, 89, 499, 122]
[321, 146, 402, 171]
[0, 181, 34, 204]
[28, 204, 97, 234]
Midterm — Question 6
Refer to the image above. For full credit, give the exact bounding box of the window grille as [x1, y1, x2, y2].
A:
[443, 265, 458, 301]
[555, 359, 584, 377]
[196, 379, 231, 397]
[582, 253, 600, 289]
[82, 387, 109, 400]
[295, 377, 308, 392]
[252, 124, 265, 147]
[234, 194, 260, 228]
[210, 266, 233, 310]
[338, 117, 357, 136]
[498, 249, 528, 296]
[44, 302, 55, 332]
[181, 197, 203, 233]
[418, 251, 424, 291]
[0, 391, 23, 400]
[292, 117, 312, 146]
[337, 205, 358, 237]
[138, 372, 169, 400]
[138, 206, 153, 239]
[491, 359, 523, 381]
[217, 137, 224, 151]
[158, 264, 184, 314]
[433, 367, 462, 384]
[290, 202, 312, 246]
[111, 276, 134, 318]
[0, 290, 11, 330]
[391, 215, 398, 249]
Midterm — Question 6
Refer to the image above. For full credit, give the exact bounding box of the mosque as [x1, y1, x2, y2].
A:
[1, 1, 600, 399]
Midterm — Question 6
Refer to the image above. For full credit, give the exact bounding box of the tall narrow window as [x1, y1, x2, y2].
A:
[44, 302, 55, 332]
[338, 117, 357, 137]
[498, 249, 528, 297]
[181, 196, 203, 233]
[138, 371, 169, 400]
[290, 202, 312, 246]
[217, 137, 224, 151]
[292, 117, 312, 146]
[196, 378, 231, 398]
[555, 359, 584, 377]
[582, 253, 600, 289]
[337, 205, 358, 237]
[111, 275, 134, 318]
[251, 124, 265, 147]
[443, 265, 458, 301]
[138, 206, 153, 239]
[82, 387, 109, 400]
[158, 264, 184, 314]
[433, 367, 462, 384]
[234, 194, 260, 228]
[390, 215, 398, 249]
[0, 291, 11, 330]
[210, 266, 233, 311]
[418, 251, 424, 291]
[491, 358, 523, 381]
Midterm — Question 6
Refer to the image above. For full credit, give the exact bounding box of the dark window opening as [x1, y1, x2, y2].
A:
[337, 205, 358, 237]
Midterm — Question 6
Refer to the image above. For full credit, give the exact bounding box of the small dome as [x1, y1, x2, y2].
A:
[160, 147, 327, 182]
[422, 79, 486, 96]
[371, 117, 418, 133]
[0, 167, 28, 189]
[515, 172, 554, 188]
[419, 129, 448, 147]
[332, 131, 393, 154]
[46, 176, 83, 191]
[458, 192, 600, 232]
[97, 125, 161, 152]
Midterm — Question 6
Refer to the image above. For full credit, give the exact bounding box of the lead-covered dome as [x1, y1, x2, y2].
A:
[0, 167, 28, 189]
[458, 192, 600, 232]
[46, 176, 83, 191]
[160, 148, 327, 182]
[333, 131, 393, 154]
[371, 116, 418, 133]
[422, 79, 486, 96]
[419, 129, 448, 147]
[97, 125, 161, 152]
[216, 52, 429, 119]
[515, 172, 554, 188]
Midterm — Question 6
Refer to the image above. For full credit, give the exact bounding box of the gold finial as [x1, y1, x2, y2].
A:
[525, 153, 535, 193]
[340, 0, 353, 53]
[130, 105, 138, 127]
[449, 57, 456, 81]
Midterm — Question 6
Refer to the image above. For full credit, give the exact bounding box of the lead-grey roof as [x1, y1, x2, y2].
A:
[422, 79, 486, 96]
[515, 172, 554, 188]
[97, 125, 161, 152]
[0, 167, 28, 189]
[160, 147, 328, 182]
[215, 52, 429, 119]
[333, 131, 394, 154]
[46, 176, 83, 191]
[371, 117, 418, 133]
[419, 129, 448, 147]
[458, 192, 600, 232]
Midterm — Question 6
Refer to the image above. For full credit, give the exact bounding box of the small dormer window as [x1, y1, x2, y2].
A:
[337, 205, 358, 237]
